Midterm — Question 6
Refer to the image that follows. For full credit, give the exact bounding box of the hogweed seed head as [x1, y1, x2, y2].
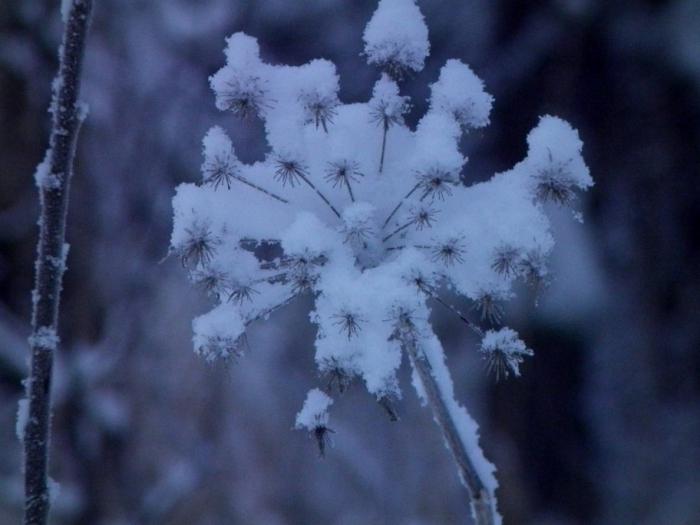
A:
[274, 155, 309, 187]
[324, 160, 363, 189]
[491, 244, 521, 278]
[479, 328, 533, 381]
[417, 167, 459, 202]
[431, 237, 466, 266]
[179, 221, 220, 268]
[217, 76, 271, 119]
[300, 91, 339, 133]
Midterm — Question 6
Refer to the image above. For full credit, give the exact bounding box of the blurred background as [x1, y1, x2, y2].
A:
[1, 0, 699, 523]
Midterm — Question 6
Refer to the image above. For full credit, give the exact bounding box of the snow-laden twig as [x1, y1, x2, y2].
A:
[394, 313, 497, 525]
[23, 2, 93, 524]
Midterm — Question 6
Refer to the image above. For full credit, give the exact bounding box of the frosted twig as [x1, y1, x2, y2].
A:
[24, 2, 93, 524]
[395, 316, 496, 525]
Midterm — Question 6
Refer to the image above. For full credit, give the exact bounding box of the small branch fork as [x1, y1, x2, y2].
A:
[24, 2, 94, 524]
[395, 316, 496, 525]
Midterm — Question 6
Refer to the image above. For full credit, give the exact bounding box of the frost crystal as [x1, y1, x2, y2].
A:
[171, 1, 592, 520]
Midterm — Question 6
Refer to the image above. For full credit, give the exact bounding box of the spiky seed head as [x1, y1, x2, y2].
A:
[228, 282, 259, 304]
[191, 267, 230, 299]
[331, 310, 365, 339]
[180, 222, 219, 268]
[471, 290, 507, 325]
[410, 205, 438, 230]
[313, 425, 335, 457]
[320, 359, 354, 393]
[518, 249, 548, 291]
[274, 155, 308, 187]
[219, 76, 270, 119]
[202, 152, 238, 190]
[479, 328, 533, 380]
[533, 153, 577, 205]
[324, 159, 363, 188]
[370, 98, 410, 129]
[196, 333, 246, 363]
[431, 237, 466, 266]
[300, 91, 339, 133]
[417, 168, 459, 202]
[491, 245, 521, 278]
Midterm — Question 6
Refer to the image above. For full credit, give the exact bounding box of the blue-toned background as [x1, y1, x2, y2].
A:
[1, 1, 699, 523]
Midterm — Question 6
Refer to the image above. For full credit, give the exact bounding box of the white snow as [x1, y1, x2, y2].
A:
[430, 59, 494, 130]
[28, 326, 60, 351]
[295, 388, 333, 430]
[363, 0, 430, 75]
[16, 398, 29, 441]
[61, 0, 73, 23]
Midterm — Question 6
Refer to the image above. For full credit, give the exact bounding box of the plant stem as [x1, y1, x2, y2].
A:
[379, 120, 389, 173]
[232, 174, 289, 203]
[297, 172, 341, 218]
[382, 182, 420, 229]
[23, 2, 93, 524]
[397, 322, 496, 525]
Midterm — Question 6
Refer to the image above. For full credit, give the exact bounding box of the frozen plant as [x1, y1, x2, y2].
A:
[169, 0, 593, 523]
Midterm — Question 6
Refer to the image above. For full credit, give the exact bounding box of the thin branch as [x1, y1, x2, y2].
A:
[419, 284, 484, 337]
[382, 219, 415, 243]
[231, 174, 289, 203]
[298, 172, 341, 218]
[24, 2, 93, 524]
[379, 120, 389, 173]
[396, 320, 496, 525]
[382, 182, 421, 229]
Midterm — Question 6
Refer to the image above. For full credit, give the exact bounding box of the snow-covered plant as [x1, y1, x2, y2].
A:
[169, 1, 592, 523]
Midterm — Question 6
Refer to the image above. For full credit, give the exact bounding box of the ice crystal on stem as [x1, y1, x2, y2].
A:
[170, 2, 593, 523]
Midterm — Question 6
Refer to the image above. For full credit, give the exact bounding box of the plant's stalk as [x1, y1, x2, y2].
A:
[298, 173, 341, 218]
[23, 2, 93, 524]
[232, 174, 289, 203]
[396, 319, 496, 525]
[382, 219, 415, 243]
[379, 119, 389, 173]
[382, 182, 420, 229]
[419, 284, 484, 337]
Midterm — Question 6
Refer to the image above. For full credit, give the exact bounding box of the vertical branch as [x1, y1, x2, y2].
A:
[23, 2, 93, 524]
[396, 318, 498, 525]
[379, 119, 389, 173]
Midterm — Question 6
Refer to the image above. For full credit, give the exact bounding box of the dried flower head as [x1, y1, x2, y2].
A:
[479, 328, 533, 380]
[202, 151, 238, 190]
[324, 160, 363, 189]
[431, 237, 466, 266]
[300, 90, 339, 133]
[179, 221, 219, 268]
[274, 155, 309, 187]
[417, 167, 459, 201]
[218, 76, 270, 119]
[491, 245, 521, 278]
[533, 152, 577, 205]
[228, 282, 258, 304]
[410, 205, 438, 230]
[332, 310, 365, 339]
[191, 267, 230, 299]
[471, 290, 508, 325]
